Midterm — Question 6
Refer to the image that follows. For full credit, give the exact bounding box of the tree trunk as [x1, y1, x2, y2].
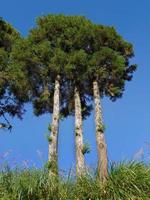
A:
[48, 75, 60, 176]
[74, 86, 85, 176]
[93, 80, 108, 182]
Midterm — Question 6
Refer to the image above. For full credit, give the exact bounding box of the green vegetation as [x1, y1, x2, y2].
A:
[82, 143, 91, 155]
[11, 15, 136, 179]
[0, 14, 138, 193]
[0, 18, 29, 129]
[0, 162, 149, 200]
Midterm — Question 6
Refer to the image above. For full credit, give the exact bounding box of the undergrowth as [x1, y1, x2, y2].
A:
[0, 162, 150, 200]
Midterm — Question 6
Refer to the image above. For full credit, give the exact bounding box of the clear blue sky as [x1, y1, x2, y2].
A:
[0, 0, 150, 171]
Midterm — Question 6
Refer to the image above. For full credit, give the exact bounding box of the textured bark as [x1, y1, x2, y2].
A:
[74, 86, 85, 176]
[48, 75, 60, 176]
[93, 80, 108, 182]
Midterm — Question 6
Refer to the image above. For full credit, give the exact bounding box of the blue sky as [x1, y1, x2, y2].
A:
[0, 0, 150, 171]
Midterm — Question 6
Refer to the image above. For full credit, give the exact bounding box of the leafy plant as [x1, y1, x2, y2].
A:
[48, 124, 52, 132]
[82, 143, 91, 155]
[98, 124, 106, 132]
[46, 134, 52, 143]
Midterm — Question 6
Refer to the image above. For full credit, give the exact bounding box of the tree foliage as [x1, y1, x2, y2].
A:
[0, 18, 29, 129]
[12, 15, 94, 119]
[86, 25, 137, 100]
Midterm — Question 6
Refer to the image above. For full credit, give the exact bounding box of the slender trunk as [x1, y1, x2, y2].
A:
[74, 86, 85, 176]
[48, 75, 60, 176]
[93, 80, 108, 182]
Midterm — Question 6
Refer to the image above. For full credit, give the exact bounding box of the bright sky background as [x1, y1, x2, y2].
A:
[0, 0, 150, 171]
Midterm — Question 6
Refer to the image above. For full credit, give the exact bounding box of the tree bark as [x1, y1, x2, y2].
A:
[93, 80, 108, 182]
[48, 75, 60, 176]
[74, 86, 85, 176]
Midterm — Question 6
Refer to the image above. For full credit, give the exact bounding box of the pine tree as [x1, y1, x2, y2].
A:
[0, 18, 29, 129]
[86, 25, 137, 181]
[65, 50, 92, 175]
[28, 15, 93, 176]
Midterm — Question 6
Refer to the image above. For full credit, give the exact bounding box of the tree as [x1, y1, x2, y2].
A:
[12, 39, 64, 176]
[10, 14, 136, 180]
[31, 15, 93, 176]
[59, 16, 94, 175]
[12, 15, 78, 176]
[14, 15, 93, 176]
[86, 25, 137, 181]
[65, 50, 92, 175]
[0, 18, 29, 130]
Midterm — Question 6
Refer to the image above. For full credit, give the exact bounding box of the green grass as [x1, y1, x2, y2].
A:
[0, 162, 150, 200]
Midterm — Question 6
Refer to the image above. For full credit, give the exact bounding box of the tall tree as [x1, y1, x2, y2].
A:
[11, 15, 90, 175]
[0, 18, 28, 129]
[65, 50, 92, 175]
[87, 25, 137, 181]
[12, 36, 67, 176]
[58, 16, 94, 175]
[28, 15, 93, 176]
